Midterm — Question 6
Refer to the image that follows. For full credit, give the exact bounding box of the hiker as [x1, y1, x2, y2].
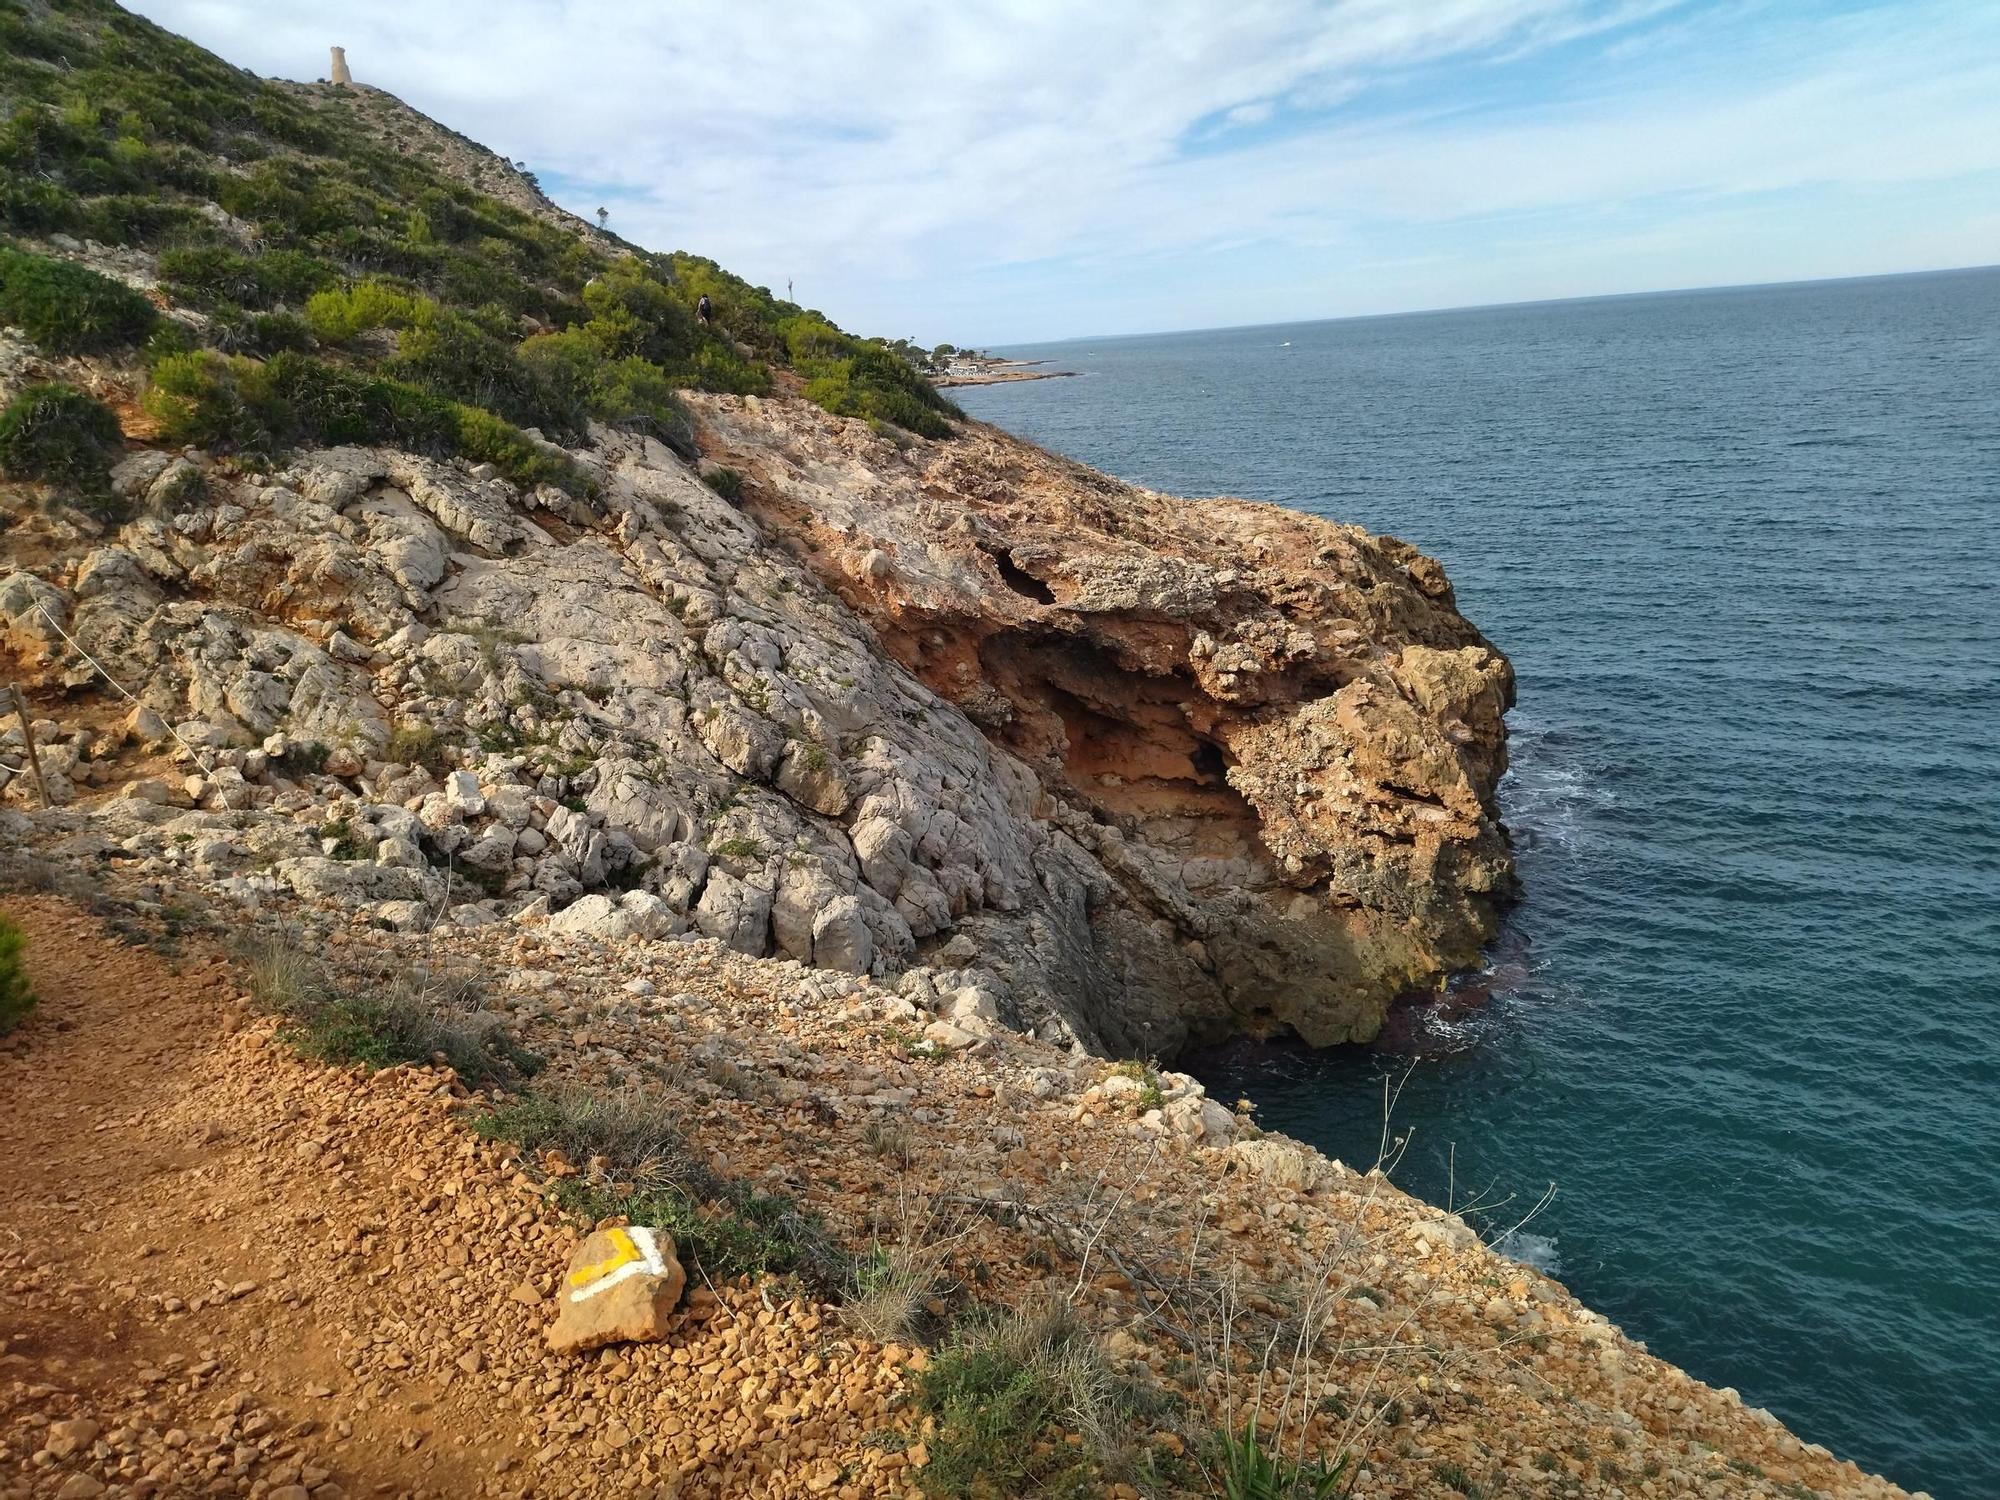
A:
[697, 294, 713, 326]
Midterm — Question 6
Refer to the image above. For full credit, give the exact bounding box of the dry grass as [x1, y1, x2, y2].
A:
[246, 934, 529, 1088]
[913, 1292, 1134, 1498]
[861, 1113, 916, 1166]
[842, 1196, 969, 1344]
[475, 1080, 711, 1195]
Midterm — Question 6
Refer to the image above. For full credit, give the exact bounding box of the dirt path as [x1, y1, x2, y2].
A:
[0, 895, 482, 1499]
[0, 897, 918, 1500]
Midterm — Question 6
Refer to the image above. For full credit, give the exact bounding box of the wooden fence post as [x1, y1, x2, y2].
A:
[7, 684, 50, 808]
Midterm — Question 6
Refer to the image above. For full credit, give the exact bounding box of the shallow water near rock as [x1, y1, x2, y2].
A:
[955, 266, 2000, 1500]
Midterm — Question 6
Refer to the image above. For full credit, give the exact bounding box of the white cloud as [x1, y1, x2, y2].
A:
[126, 0, 2000, 342]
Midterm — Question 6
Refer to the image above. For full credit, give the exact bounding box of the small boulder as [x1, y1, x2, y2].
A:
[548, 1226, 686, 1355]
[443, 769, 484, 815]
[45, 1418, 100, 1459]
[922, 1019, 982, 1051]
[1230, 1137, 1328, 1193]
[549, 893, 630, 942]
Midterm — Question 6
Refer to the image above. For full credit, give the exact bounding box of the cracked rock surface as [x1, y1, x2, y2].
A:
[5, 389, 1511, 1056]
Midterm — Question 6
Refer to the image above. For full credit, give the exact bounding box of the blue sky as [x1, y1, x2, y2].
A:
[133, 0, 2000, 345]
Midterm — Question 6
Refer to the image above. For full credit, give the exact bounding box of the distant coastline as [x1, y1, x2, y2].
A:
[935, 355, 1076, 387]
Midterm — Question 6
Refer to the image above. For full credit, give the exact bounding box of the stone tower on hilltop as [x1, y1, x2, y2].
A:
[329, 46, 351, 85]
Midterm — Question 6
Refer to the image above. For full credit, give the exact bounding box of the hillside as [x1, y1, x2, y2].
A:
[0, 3, 1919, 1498]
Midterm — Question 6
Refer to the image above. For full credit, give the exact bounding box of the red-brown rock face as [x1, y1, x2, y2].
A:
[695, 395, 1515, 1050]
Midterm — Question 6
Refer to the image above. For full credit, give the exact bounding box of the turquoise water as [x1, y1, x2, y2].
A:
[953, 268, 2000, 1500]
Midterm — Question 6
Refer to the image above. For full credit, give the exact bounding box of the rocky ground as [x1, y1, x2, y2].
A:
[0, 12, 1928, 1491]
[0, 292, 1918, 1500]
[1, 378, 1512, 1058]
[0, 870, 1920, 1500]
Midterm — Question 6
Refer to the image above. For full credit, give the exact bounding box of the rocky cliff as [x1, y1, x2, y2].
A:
[1, 392, 1511, 1058]
[0, 9, 1926, 1499]
[0, 0, 1517, 1061]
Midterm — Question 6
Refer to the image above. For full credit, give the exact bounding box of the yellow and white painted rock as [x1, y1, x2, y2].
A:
[547, 1225, 687, 1354]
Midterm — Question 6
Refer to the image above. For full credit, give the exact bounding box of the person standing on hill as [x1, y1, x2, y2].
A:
[696, 294, 713, 327]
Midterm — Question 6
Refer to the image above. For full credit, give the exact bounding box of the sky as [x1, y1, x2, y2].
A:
[130, 0, 2000, 346]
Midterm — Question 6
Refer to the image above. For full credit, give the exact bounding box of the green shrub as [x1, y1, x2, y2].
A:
[248, 938, 530, 1089]
[581, 260, 697, 363]
[0, 914, 35, 1035]
[158, 244, 265, 308]
[515, 326, 602, 431]
[241, 309, 312, 355]
[303, 278, 430, 341]
[0, 243, 157, 352]
[144, 348, 591, 494]
[702, 466, 744, 503]
[915, 1300, 1128, 1499]
[691, 340, 770, 396]
[251, 249, 338, 303]
[73, 192, 200, 245]
[449, 402, 582, 490]
[804, 344, 960, 438]
[0, 172, 79, 234]
[0, 381, 122, 496]
[1212, 1421, 1349, 1500]
[143, 349, 273, 450]
[384, 722, 453, 774]
[594, 355, 694, 451]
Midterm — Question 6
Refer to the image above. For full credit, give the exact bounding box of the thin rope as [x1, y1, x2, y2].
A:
[31, 600, 215, 772]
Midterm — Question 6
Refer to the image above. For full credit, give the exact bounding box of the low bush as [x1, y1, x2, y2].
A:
[477, 1083, 708, 1194]
[0, 173, 78, 234]
[914, 1299, 1129, 1498]
[248, 938, 530, 1089]
[0, 381, 123, 497]
[275, 739, 330, 775]
[0, 242, 158, 352]
[0, 914, 35, 1035]
[144, 349, 592, 495]
[803, 346, 960, 439]
[701, 466, 743, 503]
[592, 355, 696, 453]
[303, 277, 431, 341]
[158, 244, 266, 308]
[383, 722, 453, 774]
[73, 193, 202, 246]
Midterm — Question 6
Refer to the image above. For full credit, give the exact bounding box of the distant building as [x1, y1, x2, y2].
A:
[329, 46, 351, 85]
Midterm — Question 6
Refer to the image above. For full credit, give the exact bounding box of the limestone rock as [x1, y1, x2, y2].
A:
[549, 893, 630, 942]
[694, 869, 772, 956]
[547, 1226, 686, 1355]
[1231, 1136, 1329, 1193]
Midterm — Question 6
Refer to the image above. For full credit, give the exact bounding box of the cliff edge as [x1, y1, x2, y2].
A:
[0, 5, 1919, 1497]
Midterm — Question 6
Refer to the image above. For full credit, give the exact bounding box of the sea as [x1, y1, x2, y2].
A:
[951, 267, 2000, 1500]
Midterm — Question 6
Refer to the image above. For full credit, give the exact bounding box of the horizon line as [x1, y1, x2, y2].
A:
[978, 260, 2000, 352]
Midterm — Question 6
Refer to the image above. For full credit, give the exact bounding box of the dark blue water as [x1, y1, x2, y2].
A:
[954, 268, 2000, 1500]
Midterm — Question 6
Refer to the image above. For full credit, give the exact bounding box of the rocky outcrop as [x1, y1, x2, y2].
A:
[4, 390, 1510, 1055]
[695, 395, 1515, 1047]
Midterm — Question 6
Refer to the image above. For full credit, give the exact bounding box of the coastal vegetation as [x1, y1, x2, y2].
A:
[0, 0, 963, 481]
[0, 241, 156, 349]
[0, 914, 32, 1034]
[0, 380, 123, 500]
